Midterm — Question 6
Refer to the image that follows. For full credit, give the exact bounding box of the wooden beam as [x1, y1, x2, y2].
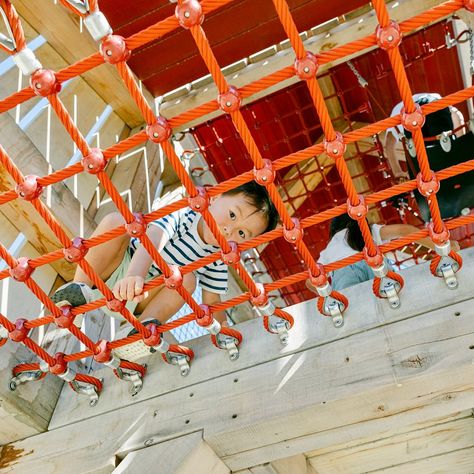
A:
[3, 249, 474, 472]
[13, 0, 148, 128]
[160, 0, 449, 130]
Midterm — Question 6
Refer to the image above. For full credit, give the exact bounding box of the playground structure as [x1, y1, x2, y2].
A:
[0, 0, 473, 472]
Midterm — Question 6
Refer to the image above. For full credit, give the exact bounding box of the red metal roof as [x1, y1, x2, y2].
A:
[98, 0, 367, 96]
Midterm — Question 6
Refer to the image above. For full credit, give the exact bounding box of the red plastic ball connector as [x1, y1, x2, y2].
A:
[175, 0, 204, 29]
[9, 318, 29, 342]
[347, 195, 368, 221]
[63, 237, 88, 263]
[82, 148, 106, 174]
[400, 104, 425, 133]
[416, 171, 440, 198]
[188, 186, 209, 213]
[143, 322, 162, 347]
[294, 51, 319, 80]
[308, 264, 328, 288]
[376, 20, 402, 50]
[100, 35, 131, 64]
[30, 68, 61, 97]
[50, 352, 68, 376]
[106, 298, 126, 313]
[146, 116, 172, 143]
[217, 86, 241, 113]
[324, 131, 346, 159]
[164, 265, 183, 289]
[196, 304, 213, 327]
[428, 223, 450, 246]
[363, 247, 384, 268]
[9, 257, 34, 282]
[94, 340, 113, 363]
[464, 0, 474, 12]
[253, 159, 275, 186]
[125, 212, 147, 238]
[54, 305, 75, 329]
[15, 175, 43, 201]
[221, 241, 240, 267]
[249, 282, 268, 307]
[283, 217, 304, 244]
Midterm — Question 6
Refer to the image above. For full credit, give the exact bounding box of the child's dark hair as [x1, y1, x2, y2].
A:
[224, 181, 279, 233]
[404, 97, 453, 139]
[329, 213, 365, 252]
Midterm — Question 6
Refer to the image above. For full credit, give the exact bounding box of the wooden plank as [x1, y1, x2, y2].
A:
[308, 414, 474, 473]
[114, 432, 229, 474]
[4, 253, 474, 472]
[13, 0, 147, 128]
[160, 0, 448, 130]
[249, 455, 309, 474]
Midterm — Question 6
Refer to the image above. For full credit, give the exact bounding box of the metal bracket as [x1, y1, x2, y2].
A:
[324, 297, 345, 328]
[379, 279, 401, 309]
[9, 370, 43, 391]
[70, 380, 100, 407]
[164, 352, 191, 376]
[115, 366, 144, 396]
[216, 334, 239, 361]
[406, 138, 417, 158]
[435, 257, 460, 290]
[268, 317, 291, 345]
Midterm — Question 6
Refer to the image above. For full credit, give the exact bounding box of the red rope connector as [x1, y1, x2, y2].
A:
[308, 264, 329, 288]
[143, 322, 162, 347]
[324, 131, 346, 159]
[100, 35, 131, 64]
[347, 195, 368, 221]
[9, 318, 29, 342]
[175, 0, 204, 29]
[416, 171, 440, 198]
[196, 304, 221, 334]
[363, 247, 384, 268]
[49, 352, 68, 376]
[94, 339, 114, 363]
[54, 305, 75, 329]
[125, 212, 147, 237]
[253, 159, 275, 186]
[188, 186, 209, 212]
[81, 148, 106, 174]
[63, 237, 88, 263]
[30, 68, 61, 96]
[428, 222, 450, 246]
[463, 0, 474, 12]
[283, 217, 304, 244]
[9, 257, 34, 282]
[376, 20, 402, 50]
[164, 265, 183, 289]
[15, 175, 43, 200]
[294, 51, 319, 80]
[249, 282, 268, 307]
[221, 241, 240, 267]
[400, 104, 425, 132]
[217, 86, 241, 113]
[146, 116, 172, 143]
[106, 298, 126, 313]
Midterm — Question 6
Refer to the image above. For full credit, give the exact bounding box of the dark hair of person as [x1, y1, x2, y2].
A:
[224, 181, 279, 233]
[329, 213, 365, 252]
[404, 97, 453, 139]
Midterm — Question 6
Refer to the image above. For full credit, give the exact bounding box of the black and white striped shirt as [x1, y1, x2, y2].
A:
[129, 208, 228, 294]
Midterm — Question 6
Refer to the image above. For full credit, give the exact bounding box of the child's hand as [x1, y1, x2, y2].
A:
[113, 276, 147, 302]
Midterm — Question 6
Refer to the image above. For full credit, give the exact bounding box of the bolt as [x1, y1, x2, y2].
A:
[262, 176, 267, 181]
[387, 35, 394, 42]
[195, 204, 200, 209]
[184, 11, 190, 18]
[153, 132, 159, 138]
[226, 101, 232, 107]
[35, 83, 41, 89]
[88, 164, 94, 169]
[303, 66, 310, 73]
[412, 120, 418, 126]
[333, 148, 338, 154]
[106, 50, 112, 56]
[20, 192, 25, 197]
[144, 438, 154, 447]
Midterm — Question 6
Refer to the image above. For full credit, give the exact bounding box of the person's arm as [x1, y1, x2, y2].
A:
[384, 133, 409, 182]
[202, 289, 227, 327]
[379, 224, 460, 251]
[450, 106, 465, 138]
[113, 225, 170, 302]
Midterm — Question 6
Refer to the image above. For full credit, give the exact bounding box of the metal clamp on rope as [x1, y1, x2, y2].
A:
[69, 379, 100, 407]
[13, 48, 42, 76]
[196, 304, 221, 335]
[379, 278, 401, 309]
[215, 333, 239, 361]
[114, 366, 144, 396]
[84, 12, 112, 41]
[9, 369, 44, 391]
[162, 350, 191, 377]
[267, 315, 291, 346]
[323, 296, 345, 328]
[254, 300, 275, 317]
[434, 256, 460, 290]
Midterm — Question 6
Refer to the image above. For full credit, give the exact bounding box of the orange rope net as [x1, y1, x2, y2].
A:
[0, 0, 473, 403]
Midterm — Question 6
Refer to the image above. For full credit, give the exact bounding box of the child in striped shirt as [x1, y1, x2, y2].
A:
[52, 182, 278, 337]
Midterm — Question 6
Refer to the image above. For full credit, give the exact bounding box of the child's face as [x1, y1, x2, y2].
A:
[202, 192, 269, 245]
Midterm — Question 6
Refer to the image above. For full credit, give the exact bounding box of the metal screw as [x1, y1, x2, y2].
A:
[106, 50, 113, 56]
[88, 164, 94, 169]
[184, 11, 191, 18]
[303, 66, 310, 73]
[387, 35, 394, 42]
[144, 438, 154, 447]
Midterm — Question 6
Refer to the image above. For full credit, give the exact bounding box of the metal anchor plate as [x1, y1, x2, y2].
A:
[269, 318, 291, 345]
[9, 370, 43, 391]
[436, 258, 459, 289]
[216, 334, 239, 361]
[379, 280, 401, 309]
[166, 352, 191, 376]
[324, 298, 345, 328]
[116, 367, 144, 396]
[70, 380, 100, 407]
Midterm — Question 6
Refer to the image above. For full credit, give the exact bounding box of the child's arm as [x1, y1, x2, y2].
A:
[379, 224, 460, 251]
[202, 290, 227, 327]
[113, 225, 170, 302]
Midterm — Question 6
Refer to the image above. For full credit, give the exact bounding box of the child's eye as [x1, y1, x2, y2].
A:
[238, 230, 246, 239]
[229, 211, 236, 220]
